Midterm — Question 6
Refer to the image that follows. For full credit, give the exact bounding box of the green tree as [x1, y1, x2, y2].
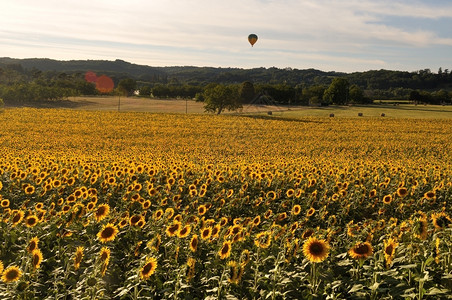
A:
[349, 84, 371, 104]
[301, 85, 326, 106]
[239, 81, 255, 103]
[139, 85, 152, 97]
[323, 78, 350, 105]
[118, 78, 137, 96]
[203, 84, 241, 114]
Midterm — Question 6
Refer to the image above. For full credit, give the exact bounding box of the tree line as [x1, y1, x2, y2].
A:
[1, 59, 452, 108]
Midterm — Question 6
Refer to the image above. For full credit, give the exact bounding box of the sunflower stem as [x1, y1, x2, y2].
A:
[217, 265, 227, 299]
[271, 251, 283, 300]
[252, 249, 261, 300]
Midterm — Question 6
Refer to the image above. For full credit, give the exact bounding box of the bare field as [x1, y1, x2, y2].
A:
[5, 96, 452, 118]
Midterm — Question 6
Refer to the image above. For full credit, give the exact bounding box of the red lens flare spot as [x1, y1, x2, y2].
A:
[85, 71, 98, 83]
[96, 75, 114, 93]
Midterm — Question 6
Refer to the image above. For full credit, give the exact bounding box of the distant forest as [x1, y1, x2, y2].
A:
[1, 57, 452, 105]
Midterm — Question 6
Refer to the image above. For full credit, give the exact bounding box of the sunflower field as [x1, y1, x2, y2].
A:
[0, 108, 451, 299]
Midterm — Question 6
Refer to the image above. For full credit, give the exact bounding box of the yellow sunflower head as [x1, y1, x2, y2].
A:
[348, 241, 373, 260]
[99, 247, 111, 263]
[74, 246, 84, 270]
[218, 240, 232, 259]
[32, 249, 43, 269]
[139, 257, 158, 280]
[2, 266, 22, 283]
[97, 223, 119, 243]
[302, 236, 330, 263]
[27, 236, 39, 253]
[178, 225, 192, 238]
[95, 204, 110, 222]
[189, 235, 198, 252]
[383, 238, 398, 267]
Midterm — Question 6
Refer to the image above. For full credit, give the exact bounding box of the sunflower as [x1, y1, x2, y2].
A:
[383, 238, 398, 267]
[178, 225, 192, 238]
[396, 187, 408, 198]
[186, 257, 196, 282]
[200, 227, 212, 240]
[197, 205, 207, 216]
[208, 224, 220, 239]
[302, 236, 330, 263]
[100, 260, 109, 277]
[11, 210, 25, 227]
[118, 218, 129, 228]
[276, 212, 288, 222]
[32, 248, 43, 269]
[302, 228, 314, 239]
[413, 218, 429, 240]
[382, 194, 393, 205]
[95, 204, 110, 222]
[219, 240, 232, 259]
[286, 189, 295, 197]
[264, 209, 273, 219]
[290, 221, 299, 233]
[292, 204, 301, 215]
[130, 215, 142, 227]
[165, 208, 175, 219]
[1, 199, 9, 208]
[147, 234, 161, 251]
[74, 246, 84, 270]
[266, 191, 276, 200]
[348, 242, 373, 260]
[0, 260, 3, 275]
[153, 209, 164, 220]
[142, 200, 151, 210]
[254, 231, 272, 249]
[306, 207, 316, 217]
[97, 223, 119, 243]
[1, 266, 22, 283]
[431, 212, 451, 230]
[189, 235, 198, 252]
[435, 238, 440, 264]
[99, 247, 111, 263]
[198, 189, 206, 197]
[25, 215, 39, 227]
[86, 201, 96, 211]
[227, 260, 240, 284]
[424, 191, 436, 200]
[252, 216, 261, 227]
[140, 257, 158, 280]
[240, 249, 251, 266]
[166, 223, 181, 237]
[24, 185, 35, 195]
[220, 217, 228, 227]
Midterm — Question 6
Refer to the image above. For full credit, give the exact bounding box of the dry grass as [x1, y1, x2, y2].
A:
[5, 96, 452, 118]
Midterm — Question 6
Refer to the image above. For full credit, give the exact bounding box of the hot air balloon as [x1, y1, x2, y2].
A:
[248, 34, 258, 47]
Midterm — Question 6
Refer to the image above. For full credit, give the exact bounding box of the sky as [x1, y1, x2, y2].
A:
[0, 0, 451, 73]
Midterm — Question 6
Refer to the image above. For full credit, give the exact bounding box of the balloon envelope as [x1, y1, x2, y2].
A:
[248, 34, 258, 47]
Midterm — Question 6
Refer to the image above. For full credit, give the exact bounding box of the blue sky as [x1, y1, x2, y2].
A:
[0, 0, 451, 72]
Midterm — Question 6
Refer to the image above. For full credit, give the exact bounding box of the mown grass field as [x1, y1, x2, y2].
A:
[0, 107, 451, 299]
[7, 96, 452, 119]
